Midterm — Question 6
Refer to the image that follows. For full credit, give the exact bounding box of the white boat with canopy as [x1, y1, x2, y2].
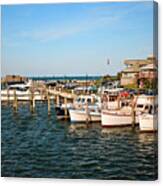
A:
[101, 95, 156, 127]
[139, 103, 158, 132]
[1, 80, 44, 101]
[69, 95, 101, 123]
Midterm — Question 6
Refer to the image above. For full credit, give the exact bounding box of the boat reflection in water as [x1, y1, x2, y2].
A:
[1, 101, 157, 180]
[138, 132, 157, 145]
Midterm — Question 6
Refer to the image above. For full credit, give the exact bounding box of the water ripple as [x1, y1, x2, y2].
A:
[1, 103, 158, 180]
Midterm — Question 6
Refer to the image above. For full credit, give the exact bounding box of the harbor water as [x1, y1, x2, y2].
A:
[1, 102, 158, 180]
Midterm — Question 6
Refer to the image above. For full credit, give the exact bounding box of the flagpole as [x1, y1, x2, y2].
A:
[107, 58, 110, 65]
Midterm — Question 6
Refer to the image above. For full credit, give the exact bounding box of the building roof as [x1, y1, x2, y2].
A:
[124, 59, 150, 66]
[124, 55, 157, 66]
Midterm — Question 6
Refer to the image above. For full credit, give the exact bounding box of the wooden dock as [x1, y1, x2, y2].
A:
[1, 88, 77, 118]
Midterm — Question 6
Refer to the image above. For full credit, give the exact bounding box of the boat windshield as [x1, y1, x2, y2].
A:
[87, 98, 92, 104]
[149, 105, 154, 114]
[9, 87, 29, 91]
[77, 98, 81, 102]
[148, 104, 157, 114]
[136, 104, 144, 108]
[81, 98, 85, 103]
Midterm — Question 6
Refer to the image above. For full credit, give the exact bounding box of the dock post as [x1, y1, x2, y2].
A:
[56, 94, 60, 107]
[131, 95, 137, 128]
[41, 89, 44, 101]
[7, 88, 10, 104]
[30, 91, 35, 113]
[117, 95, 121, 109]
[33, 93, 35, 110]
[131, 105, 135, 128]
[13, 89, 18, 112]
[64, 97, 68, 119]
[54, 94, 56, 105]
[85, 102, 90, 124]
[47, 92, 51, 115]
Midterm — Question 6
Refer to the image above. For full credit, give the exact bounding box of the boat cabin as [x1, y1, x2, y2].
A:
[74, 95, 100, 105]
[135, 95, 157, 113]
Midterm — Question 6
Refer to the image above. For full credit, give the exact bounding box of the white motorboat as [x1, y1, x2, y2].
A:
[101, 88, 123, 110]
[101, 106, 133, 127]
[73, 94, 101, 109]
[139, 104, 158, 132]
[69, 106, 101, 123]
[69, 95, 101, 123]
[55, 94, 100, 120]
[101, 95, 157, 127]
[1, 80, 45, 101]
[134, 95, 156, 123]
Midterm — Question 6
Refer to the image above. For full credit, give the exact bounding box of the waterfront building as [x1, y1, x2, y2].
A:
[139, 63, 157, 79]
[120, 55, 157, 87]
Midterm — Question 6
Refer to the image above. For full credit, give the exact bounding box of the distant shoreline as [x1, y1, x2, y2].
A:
[29, 75, 102, 81]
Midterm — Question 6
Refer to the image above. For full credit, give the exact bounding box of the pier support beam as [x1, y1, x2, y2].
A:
[7, 88, 10, 104]
[13, 89, 18, 112]
[41, 89, 44, 102]
[47, 92, 51, 115]
[131, 106, 136, 128]
[117, 95, 121, 110]
[85, 102, 90, 124]
[64, 97, 68, 119]
[30, 91, 35, 113]
[131, 95, 137, 128]
[56, 94, 60, 106]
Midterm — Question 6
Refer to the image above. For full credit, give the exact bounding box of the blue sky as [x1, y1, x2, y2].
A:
[2, 1, 154, 76]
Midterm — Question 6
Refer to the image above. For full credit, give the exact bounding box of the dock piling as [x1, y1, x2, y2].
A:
[30, 91, 35, 113]
[64, 97, 68, 118]
[13, 89, 18, 112]
[56, 94, 60, 107]
[131, 95, 138, 128]
[131, 106, 136, 128]
[85, 102, 90, 124]
[47, 92, 51, 115]
[7, 88, 10, 104]
[117, 95, 121, 109]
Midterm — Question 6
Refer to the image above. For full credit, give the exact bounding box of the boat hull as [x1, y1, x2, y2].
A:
[101, 110, 133, 127]
[69, 109, 101, 123]
[55, 106, 70, 120]
[139, 114, 157, 132]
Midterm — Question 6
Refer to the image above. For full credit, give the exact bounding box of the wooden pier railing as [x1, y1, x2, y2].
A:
[1, 89, 77, 118]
